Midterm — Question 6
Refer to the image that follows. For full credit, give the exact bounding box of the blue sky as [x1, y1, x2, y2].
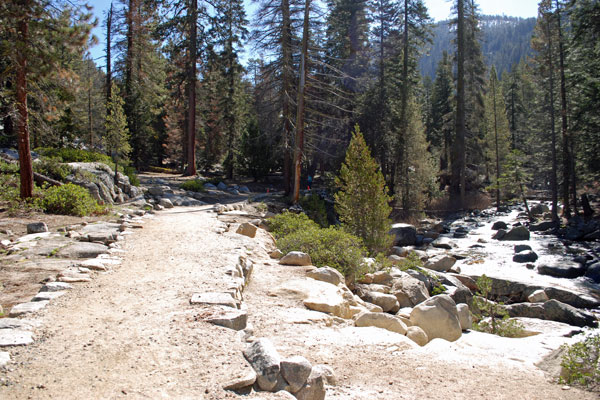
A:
[87, 0, 540, 67]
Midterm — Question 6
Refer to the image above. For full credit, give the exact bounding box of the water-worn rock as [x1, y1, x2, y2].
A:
[500, 226, 530, 241]
[27, 222, 48, 234]
[528, 289, 549, 303]
[243, 338, 281, 392]
[190, 292, 240, 309]
[269, 249, 283, 259]
[159, 198, 174, 209]
[306, 267, 344, 286]
[280, 356, 313, 393]
[280, 251, 312, 266]
[9, 301, 49, 317]
[491, 221, 508, 230]
[410, 295, 462, 342]
[530, 220, 558, 232]
[0, 329, 34, 347]
[389, 223, 417, 246]
[424, 255, 456, 272]
[537, 261, 586, 279]
[513, 250, 538, 263]
[391, 274, 430, 307]
[514, 244, 532, 253]
[205, 307, 247, 331]
[406, 326, 428, 346]
[236, 223, 258, 238]
[432, 237, 455, 249]
[295, 368, 326, 400]
[505, 300, 597, 328]
[361, 292, 399, 313]
[492, 229, 507, 240]
[530, 203, 550, 216]
[585, 262, 600, 283]
[355, 312, 408, 335]
[371, 271, 394, 286]
[456, 303, 472, 330]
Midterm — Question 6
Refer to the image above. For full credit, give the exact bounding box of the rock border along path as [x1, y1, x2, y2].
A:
[1, 199, 598, 399]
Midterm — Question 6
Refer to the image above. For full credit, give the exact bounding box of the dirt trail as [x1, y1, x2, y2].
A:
[0, 204, 596, 399]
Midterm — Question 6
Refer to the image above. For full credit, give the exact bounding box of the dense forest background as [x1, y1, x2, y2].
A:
[0, 0, 598, 217]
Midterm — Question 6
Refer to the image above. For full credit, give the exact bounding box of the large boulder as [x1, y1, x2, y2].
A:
[409, 295, 462, 342]
[67, 162, 138, 205]
[390, 274, 430, 307]
[530, 203, 550, 216]
[243, 338, 281, 391]
[537, 261, 586, 279]
[530, 220, 558, 232]
[500, 226, 530, 241]
[389, 223, 417, 246]
[27, 222, 48, 234]
[405, 326, 428, 346]
[491, 221, 508, 231]
[354, 312, 408, 335]
[360, 292, 399, 313]
[280, 251, 312, 266]
[505, 300, 598, 328]
[456, 303, 472, 331]
[513, 250, 538, 263]
[431, 237, 455, 250]
[236, 223, 258, 238]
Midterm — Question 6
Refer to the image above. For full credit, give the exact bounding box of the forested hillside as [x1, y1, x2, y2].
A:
[420, 15, 537, 79]
[0, 0, 599, 218]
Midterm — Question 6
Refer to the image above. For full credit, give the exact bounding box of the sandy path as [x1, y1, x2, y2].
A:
[0, 205, 596, 399]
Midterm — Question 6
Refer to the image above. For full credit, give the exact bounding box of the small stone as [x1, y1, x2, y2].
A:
[243, 338, 281, 392]
[32, 291, 66, 302]
[456, 303, 472, 330]
[281, 356, 313, 393]
[40, 282, 73, 292]
[236, 223, 258, 238]
[307, 266, 345, 286]
[296, 368, 326, 400]
[312, 364, 336, 386]
[205, 308, 247, 331]
[27, 222, 48, 234]
[528, 289, 549, 303]
[0, 329, 34, 347]
[280, 251, 312, 266]
[159, 198, 174, 209]
[9, 301, 49, 317]
[0, 352, 10, 366]
[190, 292, 240, 309]
[406, 326, 428, 346]
[355, 312, 407, 334]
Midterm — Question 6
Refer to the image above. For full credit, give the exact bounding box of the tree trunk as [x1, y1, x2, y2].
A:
[492, 73, 500, 210]
[452, 0, 466, 208]
[292, 0, 310, 204]
[282, 0, 293, 195]
[555, 0, 573, 217]
[546, 14, 559, 222]
[88, 60, 93, 148]
[399, 0, 410, 210]
[106, 2, 112, 107]
[185, 0, 198, 176]
[16, 1, 33, 199]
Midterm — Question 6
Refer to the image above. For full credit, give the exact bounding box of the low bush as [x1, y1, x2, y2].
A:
[33, 158, 73, 181]
[36, 147, 113, 165]
[471, 274, 525, 337]
[39, 183, 103, 216]
[268, 211, 319, 239]
[277, 225, 367, 278]
[123, 166, 140, 186]
[299, 193, 329, 227]
[0, 160, 19, 174]
[560, 334, 600, 390]
[181, 179, 205, 192]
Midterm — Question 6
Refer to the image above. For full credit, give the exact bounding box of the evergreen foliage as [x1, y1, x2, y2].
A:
[104, 83, 131, 180]
[39, 183, 102, 216]
[334, 125, 393, 254]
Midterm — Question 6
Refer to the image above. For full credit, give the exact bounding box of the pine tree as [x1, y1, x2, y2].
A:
[483, 66, 510, 209]
[429, 51, 454, 172]
[104, 83, 131, 184]
[334, 125, 392, 254]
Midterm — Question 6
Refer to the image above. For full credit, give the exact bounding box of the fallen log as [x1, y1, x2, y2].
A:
[33, 172, 63, 187]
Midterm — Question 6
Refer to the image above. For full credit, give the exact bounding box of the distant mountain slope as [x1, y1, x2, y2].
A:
[420, 15, 537, 79]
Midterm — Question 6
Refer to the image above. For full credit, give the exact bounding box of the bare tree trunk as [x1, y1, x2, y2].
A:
[399, 0, 410, 210]
[185, 0, 198, 176]
[282, 0, 293, 195]
[492, 72, 500, 210]
[106, 2, 113, 107]
[16, 1, 33, 199]
[292, 0, 310, 204]
[452, 0, 466, 208]
[546, 15, 559, 222]
[555, 0, 573, 217]
[88, 60, 93, 147]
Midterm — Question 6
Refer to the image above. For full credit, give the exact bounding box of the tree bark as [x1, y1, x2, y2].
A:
[16, 0, 33, 199]
[452, 0, 466, 208]
[292, 0, 310, 204]
[106, 2, 113, 107]
[282, 0, 293, 195]
[545, 13, 559, 222]
[492, 73, 500, 210]
[185, 0, 198, 176]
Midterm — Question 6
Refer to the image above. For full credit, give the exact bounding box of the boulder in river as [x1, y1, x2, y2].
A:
[389, 223, 417, 246]
[537, 261, 586, 279]
[491, 221, 508, 231]
[505, 300, 597, 328]
[585, 262, 600, 283]
[513, 250, 538, 263]
[500, 226, 530, 241]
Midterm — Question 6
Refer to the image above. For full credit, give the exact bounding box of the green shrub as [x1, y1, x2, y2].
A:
[39, 183, 102, 216]
[268, 211, 319, 239]
[0, 171, 42, 213]
[181, 179, 205, 192]
[471, 274, 525, 337]
[36, 147, 113, 165]
[0, 160, 19, 174]
[33, 158, 73, 181]
[123, 166, 140, 186]
[560, 334, 600, 390]
[299, 193, 329, 227]
[277, 225, 367, 278]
